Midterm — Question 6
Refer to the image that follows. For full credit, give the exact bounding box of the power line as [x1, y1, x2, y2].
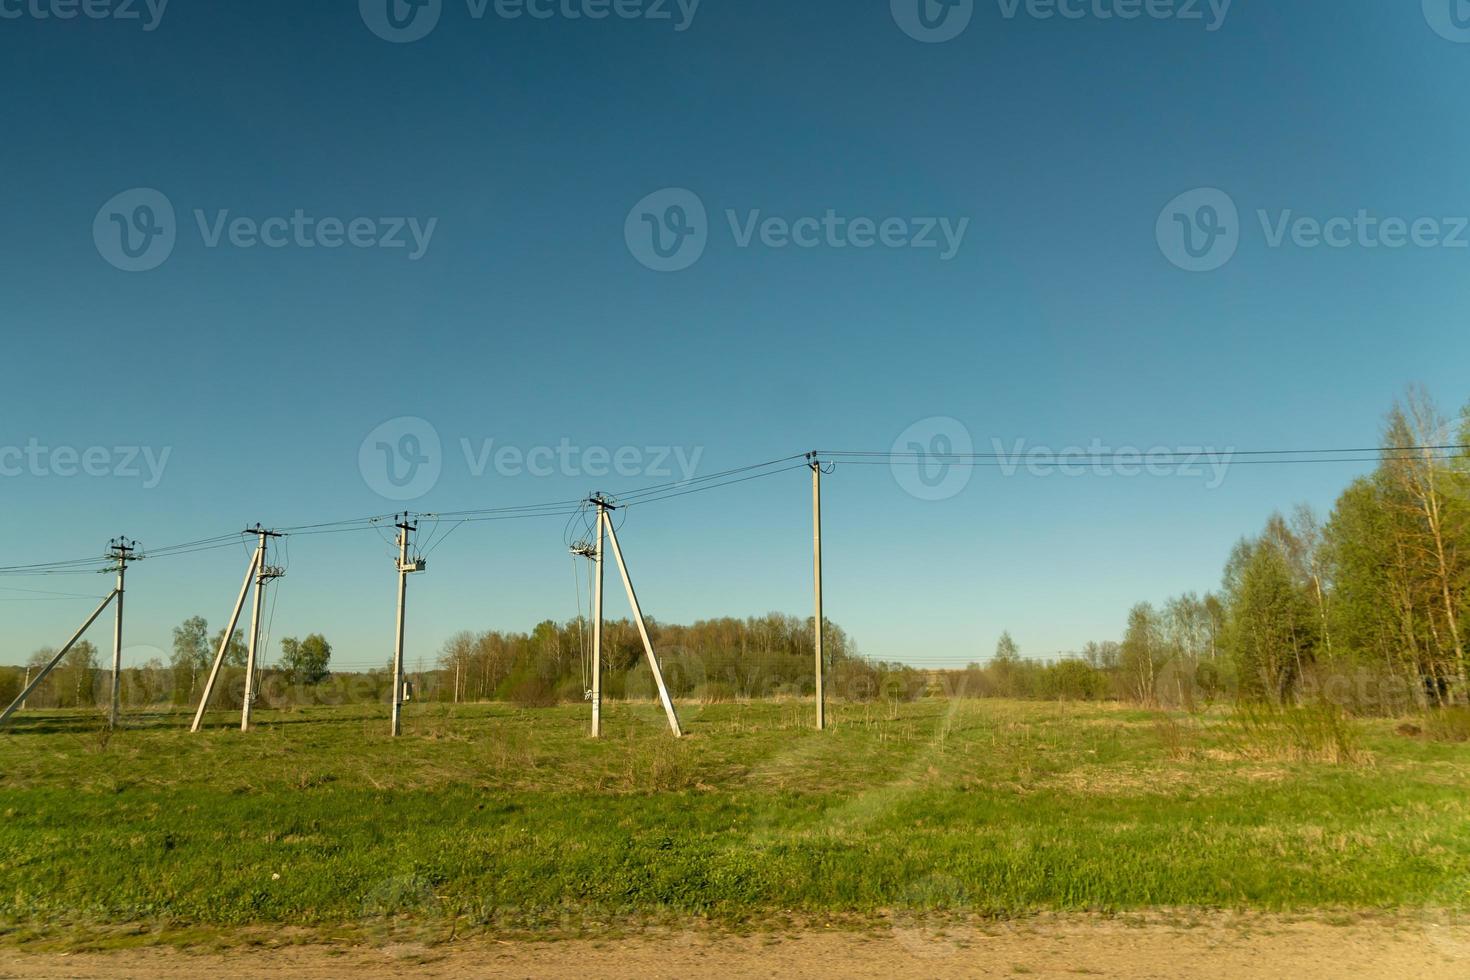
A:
[0, 442, 1461, 576]
[823, 444, 1470, 459]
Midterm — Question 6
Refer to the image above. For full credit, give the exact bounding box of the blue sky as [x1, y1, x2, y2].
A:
[2, 0, 1467, 672]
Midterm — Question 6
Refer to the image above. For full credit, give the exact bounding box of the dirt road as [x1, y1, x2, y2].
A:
[4, 916, 1466, 979]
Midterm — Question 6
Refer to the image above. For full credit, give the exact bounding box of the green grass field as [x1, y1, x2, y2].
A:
[2, 698, 1468, 948]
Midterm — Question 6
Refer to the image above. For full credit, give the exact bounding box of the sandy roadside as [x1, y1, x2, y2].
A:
[3, 916, 1468, 979]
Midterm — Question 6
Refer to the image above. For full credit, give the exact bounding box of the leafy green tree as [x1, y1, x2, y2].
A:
[55, 640, 99, 708]
[1120, 603, 1164, 704]
[171, 615, 211, 704]
[280, 634, 332, 686]
[1224, 537, 1318, 702]
[212, 626, 248, 668]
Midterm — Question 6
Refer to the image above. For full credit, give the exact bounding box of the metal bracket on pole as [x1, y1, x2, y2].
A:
[0, 589, 120, 729]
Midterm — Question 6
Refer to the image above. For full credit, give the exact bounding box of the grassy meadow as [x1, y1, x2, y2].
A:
[1, 698, 1468, 948]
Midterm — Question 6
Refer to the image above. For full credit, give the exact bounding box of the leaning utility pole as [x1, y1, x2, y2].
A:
[809, 453, 825, 731]
[106, 538, 142, 729]
[391, 514, 425, 737]
[588, 495, 682, 738]
[1, 575, 121, 729]
[240, 526, 284, 732]
[191, 533, 262, 732]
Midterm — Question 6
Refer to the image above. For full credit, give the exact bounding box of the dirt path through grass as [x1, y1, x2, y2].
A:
[4, 917, 1468, 979]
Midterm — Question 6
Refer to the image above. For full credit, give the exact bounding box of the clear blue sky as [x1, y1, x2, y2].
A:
[2, 1, 1467, 672]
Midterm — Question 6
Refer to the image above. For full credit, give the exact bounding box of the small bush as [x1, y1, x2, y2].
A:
[1421, 707, 1470, 743]
[1225, 700, 1365, 764]
[693, 681, 735, 704]
[507, 675, 558, 709]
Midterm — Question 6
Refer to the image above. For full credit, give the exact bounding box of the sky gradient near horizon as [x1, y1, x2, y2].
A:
[2, 0, 1468, 672]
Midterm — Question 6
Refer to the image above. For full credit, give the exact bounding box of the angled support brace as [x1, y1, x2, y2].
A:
[190, 547, 261, 732]
[0, 589, 119, 729]
[604, 515, 682, 738]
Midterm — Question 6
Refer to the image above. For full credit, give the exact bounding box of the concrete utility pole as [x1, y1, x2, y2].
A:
[191, 536, 263, 732]
[391, 515, 425, 737]
[810, 453, 825, 731]
[596, 497, 682, 738]
[240, 526, 283, 732]
[106, 538, 142, 729]
[570, 505, 606, 738]
[592, 507, 605, 737]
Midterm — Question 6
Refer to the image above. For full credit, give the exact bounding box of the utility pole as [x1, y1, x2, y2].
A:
[391, 514, 425, 737]
[1, 583, 121, 729]
[106, 537, 141, 729]
[592, 506, 605, 737]
[570, 505, 606, 738]
[20, 668, 29, 711]
[810, 453, 825, 731]
[240, 526, 283, 732]
[191, 533, 263, 732]
[596, 496, 682, 738]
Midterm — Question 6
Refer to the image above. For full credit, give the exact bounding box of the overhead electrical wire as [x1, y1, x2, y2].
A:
[0, 443, 1463, 576]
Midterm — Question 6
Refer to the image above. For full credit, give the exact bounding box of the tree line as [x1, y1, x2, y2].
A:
[4, 386, 1462, 717]
[952, 386, 1468, 713]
